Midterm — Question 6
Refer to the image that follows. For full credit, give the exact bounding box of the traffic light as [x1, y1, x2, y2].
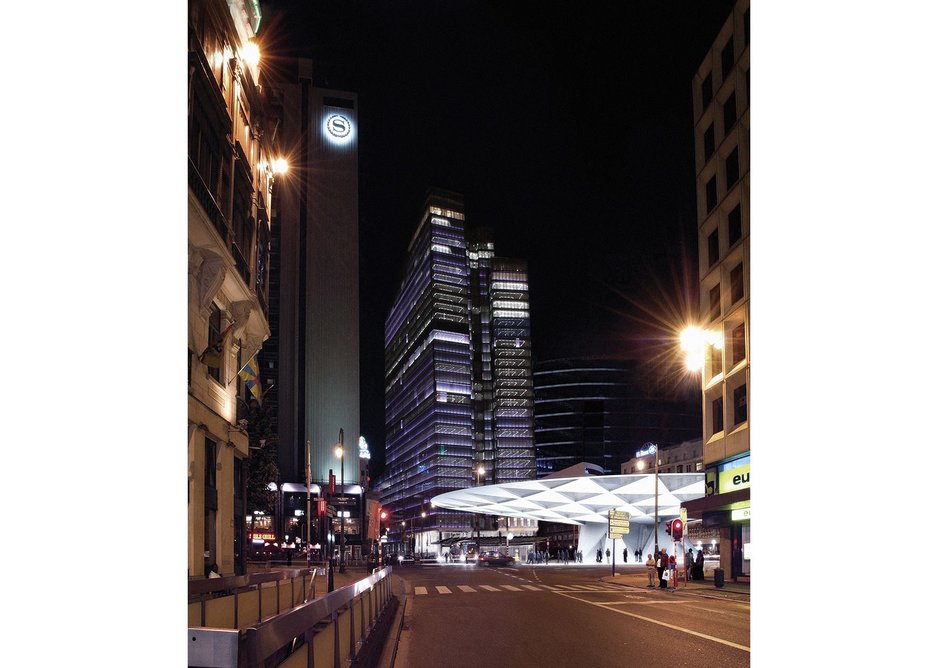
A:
[671, 519, 684, 541]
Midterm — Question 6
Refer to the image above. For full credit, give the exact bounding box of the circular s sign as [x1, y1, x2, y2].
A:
[324, 114, 352, 144]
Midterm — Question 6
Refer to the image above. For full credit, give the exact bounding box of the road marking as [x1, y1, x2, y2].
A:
[457, 585, 476, 593]
[501, 585, 522, 591]
[435, 586, 452, 594]
[479, 585, 500, 592]
[553, 592, 750, 652]
[520, 585, 542, 591]
[415, 587, 428, 595]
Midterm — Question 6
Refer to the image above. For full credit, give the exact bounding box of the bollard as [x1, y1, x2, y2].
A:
[714, 567, 725, 588]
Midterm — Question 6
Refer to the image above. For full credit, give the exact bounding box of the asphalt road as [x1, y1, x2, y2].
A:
[392, 563, 749, 667]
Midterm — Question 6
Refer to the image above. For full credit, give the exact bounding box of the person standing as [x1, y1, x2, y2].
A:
[623, 548, 628, 563]
[668, 554, 677, 590]
[657, 549, 668, 588]
[645, 553, 656, 587]
[605, 547, 611, 562]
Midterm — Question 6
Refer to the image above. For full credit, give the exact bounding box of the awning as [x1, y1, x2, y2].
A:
[681, 488, 749, 518]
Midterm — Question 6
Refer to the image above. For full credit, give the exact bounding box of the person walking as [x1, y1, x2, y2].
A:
[657, 549, 668, 588]
[623, 548, 628, 563]
[605, 547, 611, 562]
[645, 552, 656, 587]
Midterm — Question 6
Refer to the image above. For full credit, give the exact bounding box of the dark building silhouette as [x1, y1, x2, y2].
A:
[534, 358, 701, 476]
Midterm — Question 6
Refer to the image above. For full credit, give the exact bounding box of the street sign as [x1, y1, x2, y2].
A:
[680, 507, 687, 524]
[332, 495, 356, 506]
[608, 509, 630, 537]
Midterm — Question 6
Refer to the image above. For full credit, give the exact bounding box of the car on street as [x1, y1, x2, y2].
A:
[476, 550, 514, 567]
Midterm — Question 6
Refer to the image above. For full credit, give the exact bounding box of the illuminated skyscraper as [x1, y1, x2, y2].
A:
[382, 190, 535, 548]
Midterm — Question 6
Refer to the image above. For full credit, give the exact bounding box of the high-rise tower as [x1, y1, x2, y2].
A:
[382, 190, 535, 551]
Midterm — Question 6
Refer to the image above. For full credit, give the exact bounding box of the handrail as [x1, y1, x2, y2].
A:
[188, 567, 315, 600]
[242, 567, 393, 666]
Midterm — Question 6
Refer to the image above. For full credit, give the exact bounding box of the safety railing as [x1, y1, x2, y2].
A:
[188, 566, 396, 668]
[188, 567, 320, 629]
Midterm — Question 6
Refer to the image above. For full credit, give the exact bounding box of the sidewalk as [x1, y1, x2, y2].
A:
[600, 567, 750, 602]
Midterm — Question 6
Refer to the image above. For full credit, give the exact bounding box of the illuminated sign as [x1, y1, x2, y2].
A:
[323, 113, 355, 146]
[359, 436, 371, 460]
[719, 463, 751, 493]
[731, 507, 751, 521]
[635, 443, 657, 458]
[248, 532, 276, 541]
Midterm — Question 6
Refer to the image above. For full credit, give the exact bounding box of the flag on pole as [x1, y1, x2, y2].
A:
[238, 353, 262, 401]
[199, 322, 234, 367]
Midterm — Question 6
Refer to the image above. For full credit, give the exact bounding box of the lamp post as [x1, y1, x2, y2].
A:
[636, 442, 660, 554]
[334, 429, 345, 573]
[475, 466, 485, 557]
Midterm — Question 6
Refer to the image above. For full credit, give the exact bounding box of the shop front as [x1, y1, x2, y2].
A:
[683, 454, 750, 581]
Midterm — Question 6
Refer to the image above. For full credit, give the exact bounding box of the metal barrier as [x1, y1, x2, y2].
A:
[189, 567, 321, 629]
[189, 566, 395, 668]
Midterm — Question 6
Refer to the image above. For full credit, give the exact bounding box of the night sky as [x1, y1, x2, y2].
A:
[258, 0, 738, 477]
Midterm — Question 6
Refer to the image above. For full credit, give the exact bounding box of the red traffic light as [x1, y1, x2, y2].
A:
[671, 519, 684, 540]
[380, 509, 388, 520]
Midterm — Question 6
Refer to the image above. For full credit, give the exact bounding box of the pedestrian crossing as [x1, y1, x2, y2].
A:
[413, 582, 624, 596]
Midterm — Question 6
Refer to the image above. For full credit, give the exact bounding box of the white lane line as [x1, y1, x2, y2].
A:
[479, 585, 500, 592]
[457, 585, 476, 593]
[501, 585, 522, 591]
[553, 592, 750, 653]
[415, 586, 428, 595]
[521, 585, 542, 591]
[435, 586, 452, 594]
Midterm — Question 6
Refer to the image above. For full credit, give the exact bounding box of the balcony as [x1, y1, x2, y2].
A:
[189, 158, 228, 245]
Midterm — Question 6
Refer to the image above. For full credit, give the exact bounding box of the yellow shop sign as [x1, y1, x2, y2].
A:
[719, 463, 750, 492]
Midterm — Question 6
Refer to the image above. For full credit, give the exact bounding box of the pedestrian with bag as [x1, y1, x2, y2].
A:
[657, 548, 668, 588]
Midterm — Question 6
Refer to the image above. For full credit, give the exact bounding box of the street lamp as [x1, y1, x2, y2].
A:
[334, 429, 345, 573]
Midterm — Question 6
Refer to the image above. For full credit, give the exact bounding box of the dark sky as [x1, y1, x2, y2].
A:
[259, 0, 737, 476]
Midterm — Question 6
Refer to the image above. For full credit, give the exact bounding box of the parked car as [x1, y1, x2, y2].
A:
[476, 550, 514, 567]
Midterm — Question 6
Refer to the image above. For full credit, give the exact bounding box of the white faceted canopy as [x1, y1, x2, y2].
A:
[430, 473, 705, 526]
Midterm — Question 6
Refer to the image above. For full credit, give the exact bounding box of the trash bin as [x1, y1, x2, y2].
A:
[714, 568, 725, 588]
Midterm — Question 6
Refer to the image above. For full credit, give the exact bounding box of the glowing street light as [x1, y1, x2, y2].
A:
[334, 429, 346, 573]
[679, 325, 723, 372]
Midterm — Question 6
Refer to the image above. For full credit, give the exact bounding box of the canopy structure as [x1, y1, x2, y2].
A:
[431, 473, 705, 526]
[431, 472, 706, 558]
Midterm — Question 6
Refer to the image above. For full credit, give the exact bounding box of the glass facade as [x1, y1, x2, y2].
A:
[383, 191, 535, 540]
[533, 359, 701, 476]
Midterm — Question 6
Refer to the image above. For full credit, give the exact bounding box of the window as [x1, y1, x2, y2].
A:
[726, 147, 740, 187]
[728, 204, 742, 245]
[732, 323, 746, 365]
[731, 262, 744, 303]
[734, 384, 748, 425]
[721, 37, 735, 79]
[704, 124, 715, 161]
[706, 176, 717, 212]
[710, 342, 723, 376]
[723, 92, 736, 133]
[205, 437, 218, 490]
[701, 73, 713, 108]
[207, 303, 222, 383]
[712, 396, 724, 434]
[708, 229, 719, 267]
[709, 284, 721, 321]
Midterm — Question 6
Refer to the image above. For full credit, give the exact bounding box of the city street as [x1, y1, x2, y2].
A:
[391, 563, 749, 667]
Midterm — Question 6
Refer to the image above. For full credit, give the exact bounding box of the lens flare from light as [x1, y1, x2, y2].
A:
[241, 41, 261, 68]
[679, 326, 723, 372]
